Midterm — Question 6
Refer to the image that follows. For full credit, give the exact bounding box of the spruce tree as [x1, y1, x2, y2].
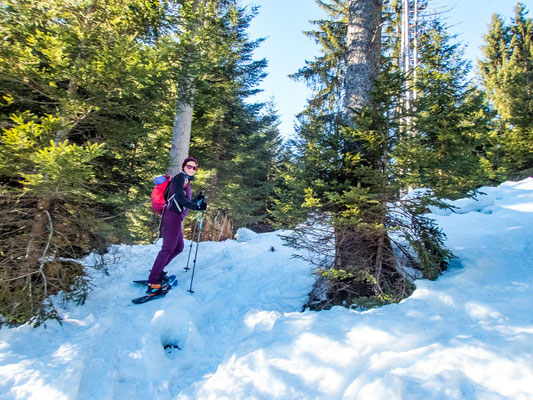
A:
[479, 3, 533, 177]
[0, 0, 184, 325]
[273, 0, 478, 310]
[396, 19, 493, 197]
[0, 0, 280, 324]
[185, 2, 281, 238]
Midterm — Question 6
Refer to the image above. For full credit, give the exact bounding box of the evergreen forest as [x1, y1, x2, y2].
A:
[0, 0, 532, 325]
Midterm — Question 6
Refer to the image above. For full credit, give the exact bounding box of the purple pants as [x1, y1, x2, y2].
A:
[148, 210, 184, 284]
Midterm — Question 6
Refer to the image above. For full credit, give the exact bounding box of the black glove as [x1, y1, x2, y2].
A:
[197, 200, 207, 211]
[193, 191, 205, 202]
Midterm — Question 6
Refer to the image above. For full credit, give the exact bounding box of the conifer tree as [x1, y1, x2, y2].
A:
[273, 0, 478, 310]
[479, 3, 533, 177]
[395, 19, 493, 197]
[0, 0, 183, 325]
[184, 2, 280, 239]
[0, 0, 279, 324]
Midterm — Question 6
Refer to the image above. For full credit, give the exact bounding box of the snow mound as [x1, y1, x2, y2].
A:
[234, 227, 258, 242]
[426, 179, 533, 216]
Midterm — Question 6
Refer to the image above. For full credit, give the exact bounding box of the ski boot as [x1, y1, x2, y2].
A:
[158, 271, 172, 285]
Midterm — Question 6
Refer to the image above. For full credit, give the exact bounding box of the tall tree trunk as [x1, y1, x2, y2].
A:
[343, 0, 383, 120]
[401, 0, 412, 110]
[26, 198, 51, 271]
[168, 0, 200, 176]
[169, 79, 195, 176]
[400, 0, 413, 131]
[336, 0, 385, 300]
[413, 0, 419, 101]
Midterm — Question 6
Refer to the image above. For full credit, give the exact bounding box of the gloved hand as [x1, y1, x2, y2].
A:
[197, 200, 207, 211]
[193, 191, 205, 202]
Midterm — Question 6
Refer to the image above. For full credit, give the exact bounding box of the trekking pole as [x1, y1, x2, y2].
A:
[184, 212, 199, 271]
[184, 192, 204, 271]
[188, 210, 205, 293]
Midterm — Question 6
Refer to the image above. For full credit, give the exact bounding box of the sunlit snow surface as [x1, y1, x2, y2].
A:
[1, 178, 532, 399]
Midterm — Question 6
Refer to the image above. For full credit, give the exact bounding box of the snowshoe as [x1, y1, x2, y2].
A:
[131, 282, 173, 304]
[132, 272, 177, 286]
[131, 273, 177, 304]
[145, 282, 171, 295]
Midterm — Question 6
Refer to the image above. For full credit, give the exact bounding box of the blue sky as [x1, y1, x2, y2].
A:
[246, 0, 533, 139]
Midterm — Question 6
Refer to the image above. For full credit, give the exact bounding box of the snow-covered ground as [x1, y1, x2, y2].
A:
[1, 179, 533, 400]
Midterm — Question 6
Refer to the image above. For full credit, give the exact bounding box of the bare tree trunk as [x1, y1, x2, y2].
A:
[26, 198, 51, 270]
[413, 0, 419, 101]
[336, 0, 385, 297]
[343, 0, 383, 120]
[168, 0, 200, 176]
[401, 0, 412, 112]
[169, 79, 195, 176]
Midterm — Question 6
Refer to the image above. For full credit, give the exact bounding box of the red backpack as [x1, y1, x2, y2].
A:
[151, 173, 190, 215]
[151, 175, 171, 215]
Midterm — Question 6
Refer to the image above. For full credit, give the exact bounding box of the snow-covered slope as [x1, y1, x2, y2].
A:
[1, 179, 532, 400]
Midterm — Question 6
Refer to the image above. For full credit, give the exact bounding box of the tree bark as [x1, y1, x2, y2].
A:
[336, 0, 385, 298]
[169, 79, 195, 176]
[413, 0, 419, 101]
[168, 0, 200, 176]
[344, 0, 383, 120]
[402, 0, 412, 108]
[26, 198, 51, 270]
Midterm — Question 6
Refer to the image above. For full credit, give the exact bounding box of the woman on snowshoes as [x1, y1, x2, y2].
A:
[146, 157, 207, 296]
